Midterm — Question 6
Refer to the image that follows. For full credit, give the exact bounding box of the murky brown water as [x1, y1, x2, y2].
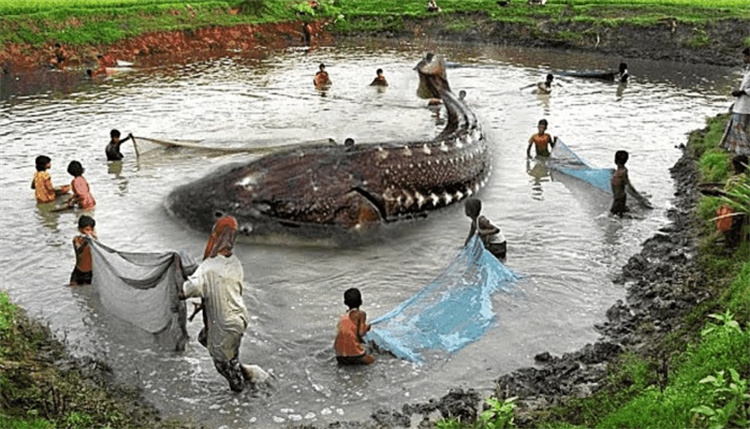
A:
[0, 39, 738, 427]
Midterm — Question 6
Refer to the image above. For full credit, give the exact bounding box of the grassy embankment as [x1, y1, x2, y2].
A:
[332, 0, 750, 42]
[2, 0, 749, 51]
[0, 292, 200, 429]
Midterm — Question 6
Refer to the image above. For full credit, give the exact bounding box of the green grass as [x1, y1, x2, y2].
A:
[0, 290, 194, 429]
[1, 0, 748, 48]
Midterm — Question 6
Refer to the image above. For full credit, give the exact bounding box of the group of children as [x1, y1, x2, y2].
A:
[313, 63, 389, 89]
[33, 129, 135, 287]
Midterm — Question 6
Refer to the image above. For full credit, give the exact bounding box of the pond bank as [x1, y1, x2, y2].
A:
[1, 6, 748, 73]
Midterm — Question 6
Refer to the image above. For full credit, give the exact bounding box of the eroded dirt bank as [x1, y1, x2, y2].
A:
[0, 21, 333, 74]
[380, 15, 748, 66]
[1, 15, 747, 73]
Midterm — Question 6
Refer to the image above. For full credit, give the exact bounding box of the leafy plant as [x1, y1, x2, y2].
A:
[701, 310, 743, 337]
[690, 369, 750, 429]
[478, 397, 517, 429]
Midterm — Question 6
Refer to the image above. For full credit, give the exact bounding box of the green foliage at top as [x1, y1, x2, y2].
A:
[2, 0, 749, 47]
[0, 0, 309, 47]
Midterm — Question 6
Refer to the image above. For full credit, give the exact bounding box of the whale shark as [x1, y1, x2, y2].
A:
[166, 53, 491, 240]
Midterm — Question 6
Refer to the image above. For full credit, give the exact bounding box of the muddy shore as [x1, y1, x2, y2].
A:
[1, 14, 744, 429]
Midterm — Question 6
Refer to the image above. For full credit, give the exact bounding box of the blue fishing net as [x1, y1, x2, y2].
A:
[548, 139, 614, 194]
[365, 236, 519, 364]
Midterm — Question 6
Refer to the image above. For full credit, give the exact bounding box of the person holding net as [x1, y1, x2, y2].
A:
[179, 215, 270, 391]
[464, 198, 507, 260]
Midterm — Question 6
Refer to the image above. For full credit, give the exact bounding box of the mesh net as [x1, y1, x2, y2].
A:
[88, 239, 198, 351]
[365, 235, 519, 364]
[548, 139, 614, 194]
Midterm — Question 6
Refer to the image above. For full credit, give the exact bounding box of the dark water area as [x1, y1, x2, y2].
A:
[0, 39, 739, 427]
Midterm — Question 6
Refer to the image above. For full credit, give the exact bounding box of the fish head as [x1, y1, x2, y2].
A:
[416, 53, 450, 100]
[165, 162, 259, 236]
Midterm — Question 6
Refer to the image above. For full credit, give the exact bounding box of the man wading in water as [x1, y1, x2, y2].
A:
[179, 216, 270, 391]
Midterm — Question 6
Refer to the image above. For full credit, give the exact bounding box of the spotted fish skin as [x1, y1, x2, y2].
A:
[166, 54, 491, 236]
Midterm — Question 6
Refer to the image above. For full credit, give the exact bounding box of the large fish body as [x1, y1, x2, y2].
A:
[166, 54, 491, 238]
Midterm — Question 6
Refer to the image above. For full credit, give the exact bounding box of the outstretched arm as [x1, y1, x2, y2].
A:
[625, 179, 653, 209]
[464, 220, 477, 246]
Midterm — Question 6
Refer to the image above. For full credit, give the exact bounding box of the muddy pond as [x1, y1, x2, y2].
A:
[0, 39, 737, 427]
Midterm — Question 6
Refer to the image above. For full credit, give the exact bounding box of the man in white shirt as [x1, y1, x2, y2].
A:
[722, 47, 750, 155]
[180, 216, 269, 391]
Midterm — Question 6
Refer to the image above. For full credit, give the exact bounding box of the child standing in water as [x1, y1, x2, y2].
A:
[66, 160, 96, 210]
[105, 129, 134, 161]
[31, 155, 70, 203]
[610, 150, 651, 216]
[314, 63, 331, 88]
[70, 215, 96, 286]
[464, 198, 507, 260]
[334, 288, 375, 365]
[527, 119, 555, 158]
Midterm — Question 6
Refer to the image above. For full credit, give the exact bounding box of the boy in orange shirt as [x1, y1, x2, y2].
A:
[527, 119, 556, 158]
[70, 215, 96, 286]
[31, 155, 70, 203]
[334, 288, 375, 365]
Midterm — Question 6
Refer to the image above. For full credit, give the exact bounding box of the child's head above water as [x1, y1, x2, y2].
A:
[615, 150, 629, 166]
[464, 197, 482, 220]
[545, 73, 554, 83]
[67, 160, 85, 177]
[110, 129, 121, 140]
[77, 215, 95, 235]
[35, 155, 51, 172]
[344, 288, 362, 309]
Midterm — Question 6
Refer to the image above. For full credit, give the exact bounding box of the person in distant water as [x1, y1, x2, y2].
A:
[105, 129, 134, 161]
[66, 161, 96, 210]
[721, 47, 750, 156]
[302, 21, 313, 45]
[179, 215, 271, 391]
[51, 43, 67, 69]
[70, 215, 96, 286]
[536, 73, 554, 94]
[344, 138, 355, 147]
[610, 150, 651, 216]
[31, 155, 70, 204]
[522, 73, 555, 94]
[527, 119, 555, 158]
[464, 198, 507, 260]
[370, 68, 388, 87]
[427, 0, 441, 12]
[458, 90, 467, 101]
[314, 63, 331, 88]
[617, 62, 629, 83]
[334, 288, 375, 365]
